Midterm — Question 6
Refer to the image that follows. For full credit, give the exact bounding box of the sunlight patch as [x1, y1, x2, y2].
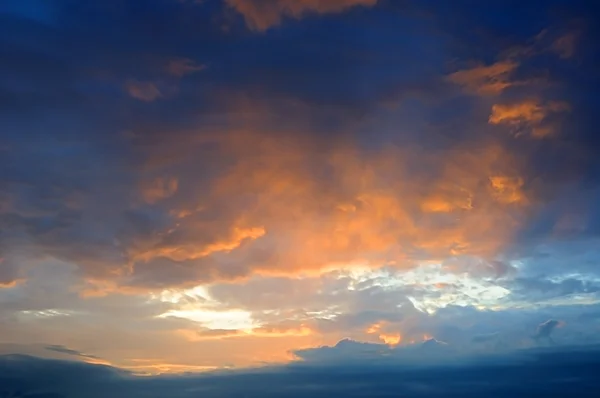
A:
[154, 285, 258, 330]
[19, 309, 76, 318]
[338, 262, 512, 313]
[159, 309, 256, 330]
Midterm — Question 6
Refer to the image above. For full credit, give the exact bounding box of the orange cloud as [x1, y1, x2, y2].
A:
[489, 176, 526, 204]
[166, 58, 206, 77]
[0, 279, 23, 288]
[125, 80, 162, 102]
[33, 93, 533, 290]
[225, 0, 378, 31]
[0, 310, 323, 372]
[366, 322, 402, 346]
[420, 187, 473, 213]
[379, 333, 402, 346]
[120, 127, 531, 288]
[131, 225, 266, 264]
[489, 100, 570, 138]
[125, 362, 219, 375]
[0, 257, 22, 288]
[179, 324, 314, 342]
[552, 32, 578, 59]
[447, 60, 520, 95]
[140, 176, 179, 204]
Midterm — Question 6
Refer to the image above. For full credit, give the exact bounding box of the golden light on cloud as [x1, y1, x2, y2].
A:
[447, 60, 519, 95]
[489, 176, 526, 204]
[131, 225, 266, 264]
[406, 333, 435, 344]
[379, 333, 402, 346]
[0, 257, 20, 288]
[366, 322, 402, 346]
[125, 360, 220, 375]
[161, 309, 256, 330]
[0, 279, 22, 288]
[490, 102, 545, 124]
[420, 188, 473, 213]
[489, 100, 570, 138]
[141, 176, 179, 204]
[226, 0, 378, 31]
[125, 80, 162, 102]
[121, 129, 532, 287]
[166, 58, 206, 77]
[366, 322, 383, 335]
[177, 324, 314, 342]
[79, 357, 114, 367]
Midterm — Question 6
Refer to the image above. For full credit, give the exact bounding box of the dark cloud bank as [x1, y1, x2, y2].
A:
[2, 345, 600, 398]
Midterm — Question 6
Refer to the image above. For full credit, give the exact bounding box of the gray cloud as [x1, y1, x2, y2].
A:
[533, 319, 563, 343]
[44, 345, 99, 360]
[506, 277, 600, 303]
[471, 332, 501, 343]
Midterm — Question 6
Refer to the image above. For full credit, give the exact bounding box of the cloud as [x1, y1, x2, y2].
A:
[44, 344, 100, 360]
[0, 125, 528, 291]
[471, 332, 500, 343]
[441, 257, 517, 280]
[293, 336, 497, 365]
[166, 58, 206, 77]
[488, 99, 570, 138]
[533, 319, 564, 343]
[3, 259, 600, 375]
[0, 349, 599, 398]
[0, 257, 22, 287]
[446, 25, 580, 104]
[293, 338, 390, 362]
[125, 80, 163, 102]
[140, 177, 179, 204]
[552, 32, 579, 59]
[225, 0, 379, 31]
[507, 277, 600, 303]
[447, 61, 519, 96]
[4, 348, 600, 397]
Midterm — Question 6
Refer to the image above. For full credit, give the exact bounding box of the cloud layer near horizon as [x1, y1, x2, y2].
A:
[3, 345, 600, 397]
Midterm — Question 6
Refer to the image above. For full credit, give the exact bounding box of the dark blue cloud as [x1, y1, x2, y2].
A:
[3, 347, 600, 397]
[506, 277, 600, 302]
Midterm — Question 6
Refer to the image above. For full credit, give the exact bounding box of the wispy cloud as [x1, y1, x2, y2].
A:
[447, 60, 520, 96]
[125, 80, 163, 102]
[552, 31, 579, 59]
[489, 99, 570, 138]
[44, 344, 99, 360]
[225, 0, 378, 31]
[166, 58, 206, 77]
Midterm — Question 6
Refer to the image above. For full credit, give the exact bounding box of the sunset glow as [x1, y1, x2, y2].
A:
[1, 1, 599, 396]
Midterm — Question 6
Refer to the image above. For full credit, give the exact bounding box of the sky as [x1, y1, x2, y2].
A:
[1, 0, 600, 395]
